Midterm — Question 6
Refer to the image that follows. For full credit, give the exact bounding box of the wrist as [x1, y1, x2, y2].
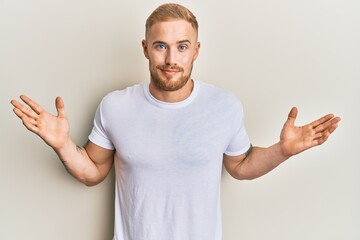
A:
[53, 137, 74, 157]
[275, 141, 292, 161]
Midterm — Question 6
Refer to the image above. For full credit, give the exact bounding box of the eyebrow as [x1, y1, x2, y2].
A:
[152, 41, 166, 46]
[152, 40, 192, 46]
[177, 40, 192, 45]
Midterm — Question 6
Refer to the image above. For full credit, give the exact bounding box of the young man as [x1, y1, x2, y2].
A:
[10, 3, 340, 240]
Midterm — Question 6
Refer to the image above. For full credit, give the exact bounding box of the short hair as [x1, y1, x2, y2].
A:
[145, 3, 198, 36]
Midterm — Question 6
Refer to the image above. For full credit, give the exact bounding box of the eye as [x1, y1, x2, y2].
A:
[178, 45, 188, 51]
[155, 44, 166, 50]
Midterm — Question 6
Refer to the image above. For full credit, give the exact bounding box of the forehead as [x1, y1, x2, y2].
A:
[146, 20, 197, 42]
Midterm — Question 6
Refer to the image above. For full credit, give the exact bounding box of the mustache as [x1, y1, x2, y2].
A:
[156, 65, 183, 72]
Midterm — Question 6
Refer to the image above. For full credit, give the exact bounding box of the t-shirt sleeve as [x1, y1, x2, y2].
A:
[224, 100, 251, 156]
[88, 100, 115, 150]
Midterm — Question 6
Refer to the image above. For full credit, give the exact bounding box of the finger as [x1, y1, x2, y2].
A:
[313, 116, 341, 133]
[19, 95, 44, 115]
[22, 118, 39, 134]
[12, 106, 26, 118]
[12, 107, 37, 125]
[11, 99, 39, 120]
[12, 107, 39, 134]
[314, 132, 330, 146]
[285, 107, 298, 126]
[55, 96, 67, 118]
[310, 114, 335, 129]
[313, 123, 339, 145]
[321, 122, 339, 137]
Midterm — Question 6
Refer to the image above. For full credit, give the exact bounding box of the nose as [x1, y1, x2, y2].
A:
[165, 47, 176, 65]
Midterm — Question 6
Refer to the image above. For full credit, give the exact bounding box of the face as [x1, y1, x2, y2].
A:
[142, 20, 200, 92]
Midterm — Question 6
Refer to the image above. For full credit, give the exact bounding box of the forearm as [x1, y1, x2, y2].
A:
[232, 143, 290, 180]
[53, 139, 104, 186]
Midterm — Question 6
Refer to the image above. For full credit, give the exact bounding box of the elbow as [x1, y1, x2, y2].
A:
[237, 175, 259, 181]
[225, 164, 269, 181]
[83, 176, 105, 186]
[232, 174, 258, 181]
[230, 164, 264, 181]
[84, 181, 100, 187]
[76, 168, 109, 187]
[77, 174, 104, 187]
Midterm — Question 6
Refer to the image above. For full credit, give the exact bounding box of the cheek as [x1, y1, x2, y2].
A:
[148, 52, 163, 65]
[149, 60, 160, 71]
[183, 49, 197, 62]
[180, 55, 194, 69]
[175, 54, 187, 64]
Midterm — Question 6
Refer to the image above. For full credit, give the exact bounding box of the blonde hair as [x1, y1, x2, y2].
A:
[145, 3, 198, 35]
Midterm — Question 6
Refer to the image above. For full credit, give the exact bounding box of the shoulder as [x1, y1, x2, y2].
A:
[100, 83, 145, 107]
[197, 80, 244, 111]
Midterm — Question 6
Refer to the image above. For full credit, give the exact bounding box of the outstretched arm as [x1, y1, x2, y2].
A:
[223, 107, 341, 180]
[10, 95, 114, 186]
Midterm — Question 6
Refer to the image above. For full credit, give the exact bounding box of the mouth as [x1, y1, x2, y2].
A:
[158, 65, 183, 76]
[162, 69, 179, 75]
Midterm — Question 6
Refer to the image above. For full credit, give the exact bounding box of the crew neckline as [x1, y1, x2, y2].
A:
[143, 80, 200, 109]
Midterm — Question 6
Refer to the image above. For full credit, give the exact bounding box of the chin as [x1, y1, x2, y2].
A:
[152, 75, 190, 92]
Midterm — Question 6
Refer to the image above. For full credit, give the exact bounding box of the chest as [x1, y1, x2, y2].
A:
[107, 104, 236, 171]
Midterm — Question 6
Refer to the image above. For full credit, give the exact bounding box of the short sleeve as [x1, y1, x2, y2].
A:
[224, 100, 251, 156]
[88, 100, 115, 150]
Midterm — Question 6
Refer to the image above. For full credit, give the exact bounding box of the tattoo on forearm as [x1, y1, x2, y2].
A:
[245, 144, 253, 157]
[76, 145, 82, 152]
[59, 145, 83, 174]
[76, 145, 86, 156]
[60, 159, 70, 173]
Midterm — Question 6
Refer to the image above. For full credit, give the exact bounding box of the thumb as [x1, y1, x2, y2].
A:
[286, 107, 298, 126]
[55, 96, 66, 118]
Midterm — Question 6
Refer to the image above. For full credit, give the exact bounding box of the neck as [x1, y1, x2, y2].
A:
[149, 79, 194, 103]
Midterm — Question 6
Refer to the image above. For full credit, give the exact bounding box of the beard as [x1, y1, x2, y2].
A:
[150, 62, 193, 92]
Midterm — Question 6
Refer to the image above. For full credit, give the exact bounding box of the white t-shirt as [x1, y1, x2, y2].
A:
[89, 80, 250, 240]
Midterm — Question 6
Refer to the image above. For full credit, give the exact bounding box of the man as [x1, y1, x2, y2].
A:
[10, 3, 340, 240]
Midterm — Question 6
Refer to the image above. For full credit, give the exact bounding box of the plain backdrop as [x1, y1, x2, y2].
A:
[1, 0, 359, 239]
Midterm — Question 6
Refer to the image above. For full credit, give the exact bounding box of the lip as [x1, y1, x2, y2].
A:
[162, 69, 179, 75]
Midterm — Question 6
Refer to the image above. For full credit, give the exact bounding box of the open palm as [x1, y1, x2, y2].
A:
[11, 95, 70, 150]
[280, 107, 340, 158]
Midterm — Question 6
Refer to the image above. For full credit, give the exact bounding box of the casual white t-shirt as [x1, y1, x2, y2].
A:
[89, 80, 251, 240]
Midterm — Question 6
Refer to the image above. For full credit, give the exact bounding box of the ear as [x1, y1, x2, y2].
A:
[142, 40, 149, 59]
[193, 42, 201, 61]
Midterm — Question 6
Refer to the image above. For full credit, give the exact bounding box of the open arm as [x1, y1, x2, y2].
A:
[11, 95, 114, 186]
[55, 139, 114, 186]
[223, 107, 341, 180]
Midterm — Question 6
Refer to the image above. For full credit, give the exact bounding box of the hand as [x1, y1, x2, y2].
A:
[279, 107, 341, 158]
[11, 95, 70, 150]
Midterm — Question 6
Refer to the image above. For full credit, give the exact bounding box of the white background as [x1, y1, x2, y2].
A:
[1, 0, 359, 239]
